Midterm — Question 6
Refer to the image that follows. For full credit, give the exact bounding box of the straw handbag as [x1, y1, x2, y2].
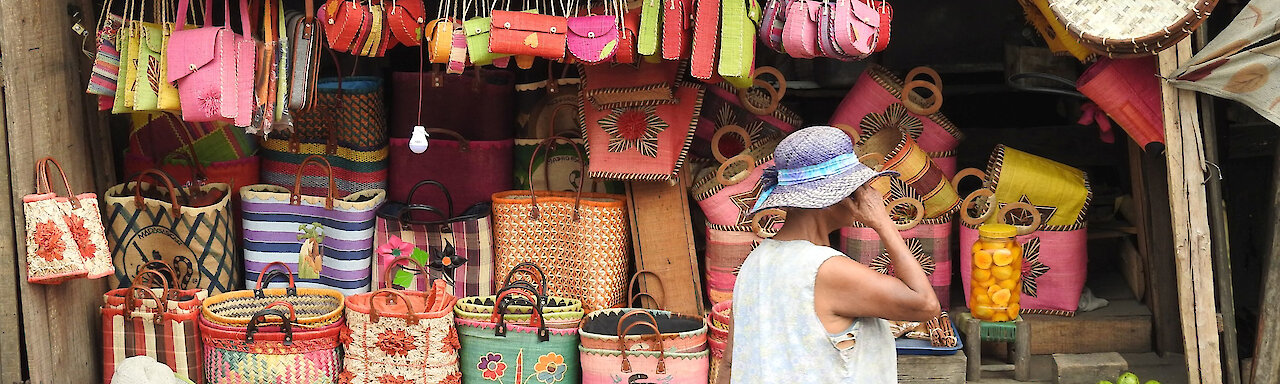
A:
[453, 263, 586, 328]
[24, 157, 114, 283]
[1049, 0, 1217, 57]
[707, 300, 731, 384]
[342, 258, 462, 384]
[579, 308, 708, 353]
[105, 169, 237, 294]
[579, 319, 709, 384]
[388, 126, 514, 214]
[690, 126, 780, 231]
[101, 269, 207, 384]
[241, 155, 387, 295]
[856, 125, 960, 219]
[457, 286, 582, 384]
[202, 262, 346, 328]
[578, 77, 705, 182]
[829, 65, 963, 177]
[953, 147, 1091, 316]
[201, 301, 344, 383]
[492, 137, 630, 313]
[373, 180, 497, 298]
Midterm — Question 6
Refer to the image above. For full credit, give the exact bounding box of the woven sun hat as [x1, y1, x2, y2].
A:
[749, 126, 898, 215]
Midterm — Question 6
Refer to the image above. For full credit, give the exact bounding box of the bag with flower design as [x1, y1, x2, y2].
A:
[457, 285, 581, 384]
[578, 74, 705, 181]
[372, 180, 497, 298]
[342, 264, 462, 384]
[838, 182, 953, 310]
[24, 157, 114, 284]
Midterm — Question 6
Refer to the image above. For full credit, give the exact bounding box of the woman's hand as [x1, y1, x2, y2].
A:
[847, 185, 893, 230]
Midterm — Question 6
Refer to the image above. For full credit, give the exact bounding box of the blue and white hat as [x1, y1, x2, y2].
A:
[749, 126, 898, 215]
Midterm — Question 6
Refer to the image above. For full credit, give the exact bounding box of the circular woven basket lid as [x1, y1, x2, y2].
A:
[1049, 0, 1216, 43]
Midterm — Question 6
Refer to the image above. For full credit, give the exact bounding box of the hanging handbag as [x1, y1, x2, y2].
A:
[579, 79, 704, 182]
[288, 0, 323, 111]
[490, 9, 569, 59]
[343, 275, 462, 384]
[829, 0, 880, 60]
[262, 74, 390, 197]
[689, 0, 721, 78]
[492, 137, 631, 313]
[757, 0, 790, 52]
[464, 0, 511, 66]
[661, 0, 691, 60]
[252, 0, 286, 133]
[241, 156, 388, 296]
[780, 0, 819, 59]
[167, 0, 255, 126]
[24, 157, 115, 283]
[717, 0, 756, 84]
[567, 14, 621, 64]
[373, 181, 498, 297]
[131, 0, 177, 112]
[614, 8, 640, 64]
[1075, 57, 1164, 149]
[110, 3, 142, 114]
[88, 0, 125, 97]
[637, 0, 661, 56]
[427, 16, 456, 64]
[101, 269, 206, 384]
[457, 286, 582, 384]
[201, 301, 344, 382]
[105, 169, 237, 294]
[320, 0, 381, 56]
[387, 0, 429, 47]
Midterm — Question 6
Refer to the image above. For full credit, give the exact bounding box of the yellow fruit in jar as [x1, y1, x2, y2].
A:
[973, 269, 992, 282]
[972, 306, 996, 320]
[1007, 303, 1020, 318]
[990, 312, 1010, 322]
[991, 288, 1012, 306]
[974, 250, 994, 269]
[980, 239, 1006, 250]
[992, 248, 1014, 266]
[976, 277, 996, 291]
[991, 265, 1015, 281]
[998, 279, 1019, 291]
[973, 292, 993, 306]
[1009, 292, 1021, 304]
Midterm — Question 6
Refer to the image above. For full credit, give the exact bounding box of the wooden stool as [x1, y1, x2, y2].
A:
[956, 312, 1031, 381]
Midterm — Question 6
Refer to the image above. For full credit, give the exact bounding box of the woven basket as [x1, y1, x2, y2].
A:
[690, 125, 781, 230]
[579, 308, 708, 353]
[343, 271, 462, 384]
[579, 323, 710, 384]
[701, 226, 762, 304]
[455, 265, 587, 329]
[201, 262, 345, 328]
[201, 301, 343, 383]
[456, 287, 581, 384]
[690, 81, 800, 161]
[492, 137, 631, 313]
[1049, 0, 1217, 57]
[857, 125, 960, 219]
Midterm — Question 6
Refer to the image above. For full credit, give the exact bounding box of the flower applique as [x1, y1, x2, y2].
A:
[64, 214, 96, 258]
[598, 107, 668, 157]
[376, 329, 416, 357]
[336, 370, 355, 384]
[377, 374, 413, 384]
[534, 352, 566, 383]
[197, 88, 222, 117]
[339, 326, 354, 347]
[377, 235, 415, 259]
[33, 221, 67, 262]
[478, 353, 507, 380]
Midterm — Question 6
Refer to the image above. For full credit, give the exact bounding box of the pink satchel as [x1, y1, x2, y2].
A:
[832, 0, 879, 58]
[166, 0, 255, 126]
[758, 0, 792, 52]
[567, 15, 620, 64]
[781, 0, 820, 59]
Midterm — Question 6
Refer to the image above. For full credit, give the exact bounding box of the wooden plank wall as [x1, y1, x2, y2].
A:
[1157, 39, 1222, 384]
[0, 0, 113, 381]
[1252, 148, 1280, 384]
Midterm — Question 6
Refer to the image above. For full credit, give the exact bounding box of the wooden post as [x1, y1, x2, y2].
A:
[1157, 38, 1222, 384]
[1250, 145, 1280, 384]
[626, 173, 704, 317]
[1130, 141, 1184, 355]
[0, 0, 112, 381]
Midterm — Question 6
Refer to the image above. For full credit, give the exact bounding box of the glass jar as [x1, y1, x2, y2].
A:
[969, 223, 1023, 322]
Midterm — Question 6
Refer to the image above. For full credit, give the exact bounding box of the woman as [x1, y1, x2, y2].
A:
[718, 126, 941, 384]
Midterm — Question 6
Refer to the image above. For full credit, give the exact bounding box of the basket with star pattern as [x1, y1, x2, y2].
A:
[689, 125, 781, 231]
[578, 79, 705, 182]
[953, 146, 1091, 316]
[839, 179, 953, 310]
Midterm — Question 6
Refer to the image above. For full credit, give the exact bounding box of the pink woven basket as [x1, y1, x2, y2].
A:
[702, 227, 761, 304]
[829, 65, 963, 177]
[690, 126, 781, 230]
[839, 218, 954, 311]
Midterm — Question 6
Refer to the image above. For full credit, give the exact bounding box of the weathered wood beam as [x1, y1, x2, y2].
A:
[1157, 38, 1222, 384]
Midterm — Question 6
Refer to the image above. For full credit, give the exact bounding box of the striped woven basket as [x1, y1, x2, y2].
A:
[201, 262, 345, 328]
[201, 301, 344, 383]
[857, 125, 960, 219]
[840, 181, 953, 310]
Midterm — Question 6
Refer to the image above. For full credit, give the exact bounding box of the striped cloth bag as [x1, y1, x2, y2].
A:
[101, 269, 207, 384]
[372, 180, 497, 297]
[241, 155, 387, 296]
[262, 76, 389, 197]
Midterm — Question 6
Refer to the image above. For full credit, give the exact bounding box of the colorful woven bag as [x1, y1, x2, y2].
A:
[101, 269, 207, 384]
[954, 145, 1091, 316]
[202, 262, 346, 327]
[578, 78, 705, 182]
[105, 170, 237, 294]
[690, 78, 800, 161]
[390, 67, 516, 142]
[343, 266, 462, 384]
[829, 65, 963, 177]
[492, 137, 631, 313]
[24, 157, 114, 283]
[201, 301, 343, 383]
[241, 156, 387, 295]
[262, 76, 389, 197]
[839, 187, 953, 310]
[457, 287, 581, 384]
[388, 127, 513, 214]
[690, 126, 781, 230]
[579, 308, 708, 353]
[701, 226, 761, 304]
[856, 125, 960, 219]
[373, 180, 497, 298]
[454, 265, 586, 329]
[1076, 57, 1164, 149]
[579, 321, 710, 384]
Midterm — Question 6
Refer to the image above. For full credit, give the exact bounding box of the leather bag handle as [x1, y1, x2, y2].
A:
[245, 302, 296, 344]
[492, 285, 548, 340]
[369, 289, 429, 324]
[291, 155, 337, 209]
[615, 308, 661, 336]
[502, 262, 548, 296]
[254, 261, 299, 297]
[526, 136, 587, 221]
[123, 285, 168, 324]
[383, 255, 430, 290]
[405, 180, 456, 218]
[397, 205, 450, 225]
[619, 320, 667, 373]
[628, 270, 665, 309]
[34, 157, 83, 210]
[131, 169, 184, 217]
[425, 128, 471, 152]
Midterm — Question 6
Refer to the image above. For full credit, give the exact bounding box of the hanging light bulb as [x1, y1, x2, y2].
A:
[409, 125, 430, 153]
